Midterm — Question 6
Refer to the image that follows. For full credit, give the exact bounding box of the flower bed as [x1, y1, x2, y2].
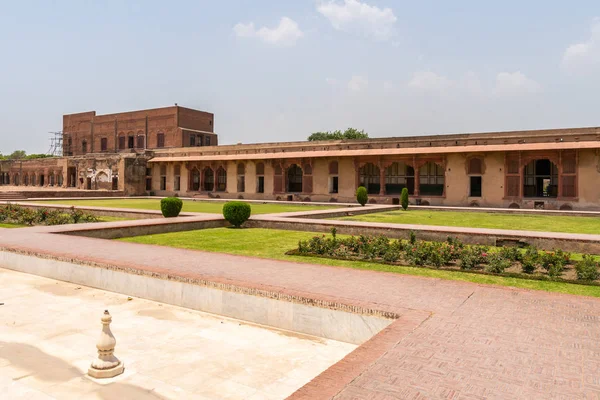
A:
[0, 204, 99, 226]
[289, 228, 600, 284]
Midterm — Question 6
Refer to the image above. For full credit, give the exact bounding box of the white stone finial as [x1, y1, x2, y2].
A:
[88, 310, 124, 378]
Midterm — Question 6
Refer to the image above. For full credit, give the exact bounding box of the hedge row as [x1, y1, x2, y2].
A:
[0, 204, 99, 226]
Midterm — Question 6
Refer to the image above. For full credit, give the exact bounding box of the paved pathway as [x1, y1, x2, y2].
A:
[1, 226, 600, 399]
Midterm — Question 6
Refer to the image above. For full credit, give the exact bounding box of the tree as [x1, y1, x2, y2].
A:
[308, 128, 369, 141]
[401, 187, 409, 211]
[356, 186, 368, 206]
[9, 150, 26, 160]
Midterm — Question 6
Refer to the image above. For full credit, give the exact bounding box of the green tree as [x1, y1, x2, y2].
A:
[401, 187, 409, 211]
[356, 186, 368, 206]
[308, 128, 369, 141]
[9, 150, 26, 159]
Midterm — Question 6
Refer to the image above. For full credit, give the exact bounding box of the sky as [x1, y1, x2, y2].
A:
[1, 0, 600, 154]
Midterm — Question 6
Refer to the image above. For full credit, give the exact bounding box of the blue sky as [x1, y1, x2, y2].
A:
[1, 0, 599, 153]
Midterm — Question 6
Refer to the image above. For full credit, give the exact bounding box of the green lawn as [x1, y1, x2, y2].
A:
[120, 228, 600, 298]
[30, 199, 338, 215]
[0, 223, 26, 228]
[335, 209, 600, 235]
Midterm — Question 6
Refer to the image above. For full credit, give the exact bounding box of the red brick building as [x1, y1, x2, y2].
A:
[62, 106, 217, 156]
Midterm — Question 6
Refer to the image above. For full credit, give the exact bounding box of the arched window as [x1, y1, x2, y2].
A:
[100, 137, 108, 152]
[82, 140, 88, 154]
[191, 168, 200, 191]
[118, 134, 126, 150]
[524, 159, 558, 198]
[48, 172, 55, 187]
[24, 174, 29, 186]
[157, 133, 165, 148]
[359, 163, 380, 194]
[57, 173, 63, 187]
[202, 168, 214, 191]
[287, 164, 303, 193]
[14, 173, 20, 186]
[216, 167, 227, 191]
[237, 163, 245, 193]
[385, 162, 414, 195]
[137, 135, 145, 149]
[419, 162, 445, 196]
[468, 158, 483, 175]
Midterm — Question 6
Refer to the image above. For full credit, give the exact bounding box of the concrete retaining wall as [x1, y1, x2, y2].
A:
[0, 250, 392, 344]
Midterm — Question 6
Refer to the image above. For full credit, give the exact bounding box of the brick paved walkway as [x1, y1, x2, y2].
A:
[1, 227, 600, 399]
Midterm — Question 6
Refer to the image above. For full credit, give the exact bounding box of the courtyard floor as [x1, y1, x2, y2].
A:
[29, 199, 341, 215]
[335, 209, 600, 234]
[0, 268, 355, 400]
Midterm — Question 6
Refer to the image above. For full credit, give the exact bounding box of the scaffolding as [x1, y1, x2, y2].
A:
[47, 131, 63, 156]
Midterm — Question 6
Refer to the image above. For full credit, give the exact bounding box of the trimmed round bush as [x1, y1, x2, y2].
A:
[160, 197, 183, 218]
[401, 187, 409, 211]
[223, 201, 251, 228]
[356, 186, 368, 206]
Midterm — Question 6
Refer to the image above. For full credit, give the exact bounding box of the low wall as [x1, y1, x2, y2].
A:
[21, 190, 126, 198]
[57, 218, 227, 239]
[0, 250, 392, 344]
[6, 202, 165, 220]
[248, 218, 600, 255]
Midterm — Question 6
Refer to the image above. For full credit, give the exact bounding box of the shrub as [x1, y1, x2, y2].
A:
[576, 255, 600, 281]
[540, 250, 569, 278]
[356, 186, 368, 206]
[498, 246, 522, 263]
[459, 246, 488, 270]
[160, 197, 183, 218]
[401, 188, 409, 211]
[485, 254, 511, 274]
[521, 247, 539, 274]
[223, 201, 251, 228]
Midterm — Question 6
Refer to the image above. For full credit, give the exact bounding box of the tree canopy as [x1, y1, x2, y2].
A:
[0, 151, 51, 160]
[307, 128, 369, 141]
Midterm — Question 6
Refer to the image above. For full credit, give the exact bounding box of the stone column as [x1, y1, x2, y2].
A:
[379, 162, 385, 196]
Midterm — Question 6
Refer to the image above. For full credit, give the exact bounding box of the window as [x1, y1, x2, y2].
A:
[419, 162, 445, 196]
[385, 162, 415, 195]
[100, 138, 108, 152]
[523, 159, 558, 198]
[205, 136, 211, 146]
[174, 165, 181, 191]
[287, 164, 303, 193]
[359, 163, 380, 194]
[157, 133, 165, 148]
[137, 135, 145, 149]
[82, 141, 87, 154]
[203, 168, 214, 191]
[330, 176, 339, 194]
[190, 135, 196, 146]
[160, 165, 167, 191]
[191, 168, 200, 191]
[256, 162, 265, 193]
[216, 167, 227, 191]
[118, 135, 126, 150]
[128, 136, 134, 149]
[467, 158, 483, 175]
[470, 176, 482, 197]
[237, 163, 245, 193]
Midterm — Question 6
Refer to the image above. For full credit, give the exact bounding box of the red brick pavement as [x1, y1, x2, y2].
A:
[1, 227, 600, 399]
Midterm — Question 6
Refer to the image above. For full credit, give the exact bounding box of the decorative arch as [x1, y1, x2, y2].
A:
[419, 162, 445, 196]
[384, 162, 414, 195]
[216, 166, 227, 192]
[190, 167, 201, 191]
[466, 156, 484, 175]
[286, 164, 303, 193]
[202, 167, 214, 191]
[359, 162, 380, 194]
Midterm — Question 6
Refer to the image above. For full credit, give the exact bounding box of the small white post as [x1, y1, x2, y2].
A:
[88, 310, 124, 378]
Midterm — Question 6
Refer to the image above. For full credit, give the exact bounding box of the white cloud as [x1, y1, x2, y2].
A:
[348, 75, 368, 91]
[233, 17, 303, 46]
[317, 0, 397, 40]
[562, 19, 600, 71]
[493, 71, 540, 95]
[408, 71, 453, 92]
